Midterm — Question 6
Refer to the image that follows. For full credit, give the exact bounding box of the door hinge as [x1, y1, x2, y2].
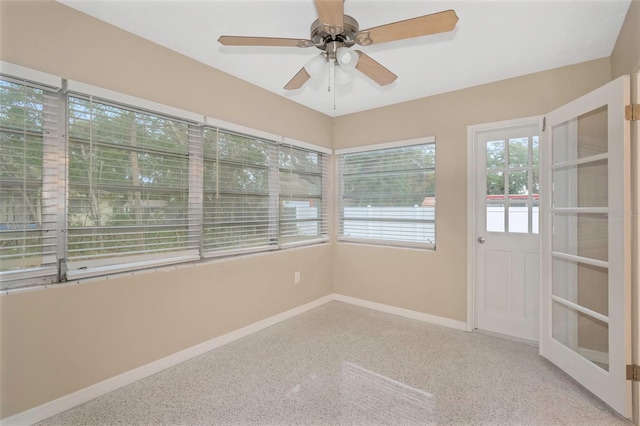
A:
[627, 364, 640, 381]
[626, 104, 640, 121]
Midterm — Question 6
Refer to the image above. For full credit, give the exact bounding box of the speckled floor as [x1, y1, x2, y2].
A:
[38, 301, 631, 425]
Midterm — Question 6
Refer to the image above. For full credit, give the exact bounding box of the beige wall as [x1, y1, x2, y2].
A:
[333, 58, 612, 321]
[1, 245, 333, 418]
[0, 0, 333, 419]
[611, 0, 640, 79]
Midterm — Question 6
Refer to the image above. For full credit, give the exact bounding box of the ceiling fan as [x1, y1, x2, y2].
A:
[218, 0, 459, 90]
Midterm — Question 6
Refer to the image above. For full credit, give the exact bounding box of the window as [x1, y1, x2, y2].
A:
[337, 139, 436, 248]
[0, 77, 62, 289]
[202, 128, 278, 256]
[66, 95, 200, 278]
[485, 132, 539, 234]
[0, 65, 331, 290]
[279, 142, 330, 246]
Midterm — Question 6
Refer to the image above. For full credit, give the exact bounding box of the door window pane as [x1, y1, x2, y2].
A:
[487, 203, 505, 232]
[552, 301, 609, 371]
[508, 203, 528, 233]
[508, 171, 528, 196]
[552, 258, 608, 316]
[532, 202, 539, 234]
[553, 106, 608, 164]
[552, 160, 608, 208]
[486, 140, 505, 168]
[487, 171, 505, 196]
[552, 212, 608, 261]
[508, 137, 529, 168]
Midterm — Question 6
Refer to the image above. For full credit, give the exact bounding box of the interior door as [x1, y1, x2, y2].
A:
[540, 75, 631, 417]
[473, 121, 540, 342]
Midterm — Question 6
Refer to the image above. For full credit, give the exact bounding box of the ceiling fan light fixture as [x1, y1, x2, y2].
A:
[334, 65, 353, 86]
[304, 54, 328, 78]
[336, 47, 358, 71]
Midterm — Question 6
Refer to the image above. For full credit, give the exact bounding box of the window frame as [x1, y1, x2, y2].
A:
[335, 137, 436, 250]
[64, 93, 202, 280]
[0, 68, 64, 289]
[278, 137, 331, 248]
[200, 125, 279, 258]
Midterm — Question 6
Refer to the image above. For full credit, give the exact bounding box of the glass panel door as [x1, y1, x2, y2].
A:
[550, 105, 610, 369]
[540, 76, 631, 417]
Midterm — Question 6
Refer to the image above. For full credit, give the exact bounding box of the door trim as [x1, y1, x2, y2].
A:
[466, 116, 542, 333]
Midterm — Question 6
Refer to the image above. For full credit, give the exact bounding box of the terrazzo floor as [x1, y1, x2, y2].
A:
[38, 301, 631, 425]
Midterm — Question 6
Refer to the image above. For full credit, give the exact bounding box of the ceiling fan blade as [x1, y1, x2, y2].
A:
[284, 67, 311, 90]
[315, 0, 344, 35]
[355, 9, 458, 46]
[218, 36, 314, 48]
[354, 51, 397, 86]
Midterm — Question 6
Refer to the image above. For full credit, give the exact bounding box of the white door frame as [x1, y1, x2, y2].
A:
[466, 116, 542, 333]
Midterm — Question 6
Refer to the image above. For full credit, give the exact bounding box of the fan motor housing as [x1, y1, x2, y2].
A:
[310, 15, 359, 54]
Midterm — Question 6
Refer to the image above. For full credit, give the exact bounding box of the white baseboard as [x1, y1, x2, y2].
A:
[2, 293, 466, 425]
[332, 293, 467, 331]
[0, 294, 334, 426]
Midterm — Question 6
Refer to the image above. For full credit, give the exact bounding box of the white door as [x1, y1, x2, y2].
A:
[471, 120, 541, 342]
[540, 75, 631, 417]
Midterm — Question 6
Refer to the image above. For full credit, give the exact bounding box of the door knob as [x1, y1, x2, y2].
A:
[477, 237, 485, 244]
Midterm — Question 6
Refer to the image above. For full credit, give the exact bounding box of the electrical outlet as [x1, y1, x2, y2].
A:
[294, 271, 301, 284]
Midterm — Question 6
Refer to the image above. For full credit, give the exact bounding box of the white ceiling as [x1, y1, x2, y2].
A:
[58, 0, 630, 117]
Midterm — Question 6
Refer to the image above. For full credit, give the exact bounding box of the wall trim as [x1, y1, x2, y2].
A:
[0, 294, 334, 426]
[333, 293, 467, 331]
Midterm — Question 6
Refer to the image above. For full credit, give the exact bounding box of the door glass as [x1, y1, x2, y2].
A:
[549, 103, 611, 374]
[532, 136, 539, 167]
[508, 137, 528, 168]
[486, 140, 505, 168]
[508, 203, 528, 233]
[552, 258, 608, 316]
[487, 171, 505, 196]
[552, 212, 608, 261]
[552, 106, 608, 164]
[486, 203, 505, 232]
[552, 160, 608, 208]
[508, 171, 528, 196]
[552, 301, 609, 371]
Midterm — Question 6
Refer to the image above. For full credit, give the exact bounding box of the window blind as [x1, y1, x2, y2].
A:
[0, 64, 334, 290]
[0, 78, 61, 288]
[278, 143, 330, 246]
[66, 95, 199, 277]
[202, 127, 278, 256]
[337, 142, 436, 248]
